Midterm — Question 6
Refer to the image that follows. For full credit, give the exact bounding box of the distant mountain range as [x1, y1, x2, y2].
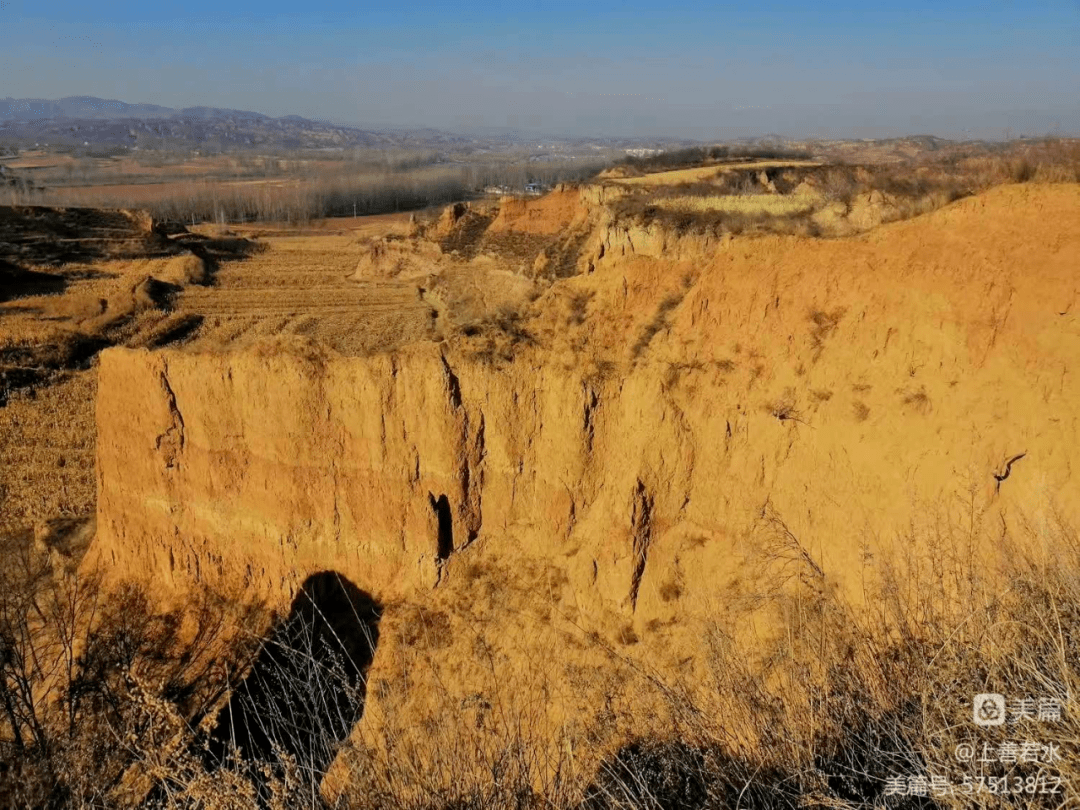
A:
[0, 96, 481, 151]
[0, 96, 330, 123]
[3, 96, 1030, 158]
[0, 96, 178, 121]
[0, 96, 694, 153]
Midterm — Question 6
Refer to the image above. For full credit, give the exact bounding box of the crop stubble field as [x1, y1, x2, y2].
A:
[177, 218, 438, 355]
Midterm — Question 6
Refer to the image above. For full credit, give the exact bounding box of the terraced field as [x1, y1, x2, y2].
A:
[0, 373, 95, 533]
[0, 208, 441, 536]
[179, 231, 438, 355]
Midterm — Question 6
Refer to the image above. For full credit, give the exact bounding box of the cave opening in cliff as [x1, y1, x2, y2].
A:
[206, 571, 381, 785]
[429, 492, 454, 560]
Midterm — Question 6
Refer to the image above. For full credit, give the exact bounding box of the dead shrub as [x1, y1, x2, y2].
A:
[900, 387, 932, 414]
[616, 624, 640, 646]
[765, 389, 804, 424]
[659, 580, 683, 603]
[808, 308, 845, 356]
[566, 290, 593, 326]
[398, 607, 453, 651]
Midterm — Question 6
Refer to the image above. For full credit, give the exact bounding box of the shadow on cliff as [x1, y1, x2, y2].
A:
[206, 571, 381, 787]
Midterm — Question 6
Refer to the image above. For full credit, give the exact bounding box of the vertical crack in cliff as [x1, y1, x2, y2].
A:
[321, 377, 344, 543]
[582, 383, 600, 457]
[440, 351, 484, 547]
[430, 492, 454, 586]
[156, 365, 186, 469]
[430, 493, 454, 560]
[628, 479, 654, 612]
[660, 389, 696, 510]
[461, 411, 485, 545]
[440, 353, 462, 409]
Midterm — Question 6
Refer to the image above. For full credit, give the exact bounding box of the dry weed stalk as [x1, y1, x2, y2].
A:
[3, 504, 1080, 808]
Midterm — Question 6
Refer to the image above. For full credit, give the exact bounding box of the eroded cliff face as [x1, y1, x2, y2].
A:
[96, 183, 1080, 610]
[95, 345, 698, 611]
[97, 183, 1080, 613]
[91, 182, 1080, 785]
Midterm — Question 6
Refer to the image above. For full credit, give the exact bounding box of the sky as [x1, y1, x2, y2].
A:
[2, 0, 1079, 140]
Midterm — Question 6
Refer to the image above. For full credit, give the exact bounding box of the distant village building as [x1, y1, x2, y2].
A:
[625, 148, 663, 158]
[483, 182, 545, 196]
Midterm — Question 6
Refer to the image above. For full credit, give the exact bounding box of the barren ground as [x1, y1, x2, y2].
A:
[4, 150, 1080, 807]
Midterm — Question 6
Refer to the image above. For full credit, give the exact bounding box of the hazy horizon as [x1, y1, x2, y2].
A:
[3, 0, 1079, 141]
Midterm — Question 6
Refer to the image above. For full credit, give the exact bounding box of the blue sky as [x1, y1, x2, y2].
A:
[2, 0, 1078, 138]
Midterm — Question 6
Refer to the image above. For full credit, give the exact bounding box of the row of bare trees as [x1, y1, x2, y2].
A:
[11, 149, 611, 225]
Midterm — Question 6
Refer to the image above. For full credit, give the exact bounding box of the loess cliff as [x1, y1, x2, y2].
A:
[90, 181, 1080, 784]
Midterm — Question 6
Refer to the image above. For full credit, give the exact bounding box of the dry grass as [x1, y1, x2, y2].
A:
[4, 509, 1080, 808]
[653, 194, 816, 217]
[607, 139, 1080, 240]
[0, 372, 96, 533]
[613, 160, 821, 187]
[613, 145, 815, 177]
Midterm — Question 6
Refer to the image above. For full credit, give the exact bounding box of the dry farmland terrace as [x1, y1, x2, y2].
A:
[0, 209, 438, 532]
[178, 219, 438, 354]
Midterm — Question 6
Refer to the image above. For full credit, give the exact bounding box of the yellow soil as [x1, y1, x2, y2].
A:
[85, 183, 1080, 788]
[5, 178, 1080, 800]
[0, 209, 432, 537]
[486, 187, 588, 235]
